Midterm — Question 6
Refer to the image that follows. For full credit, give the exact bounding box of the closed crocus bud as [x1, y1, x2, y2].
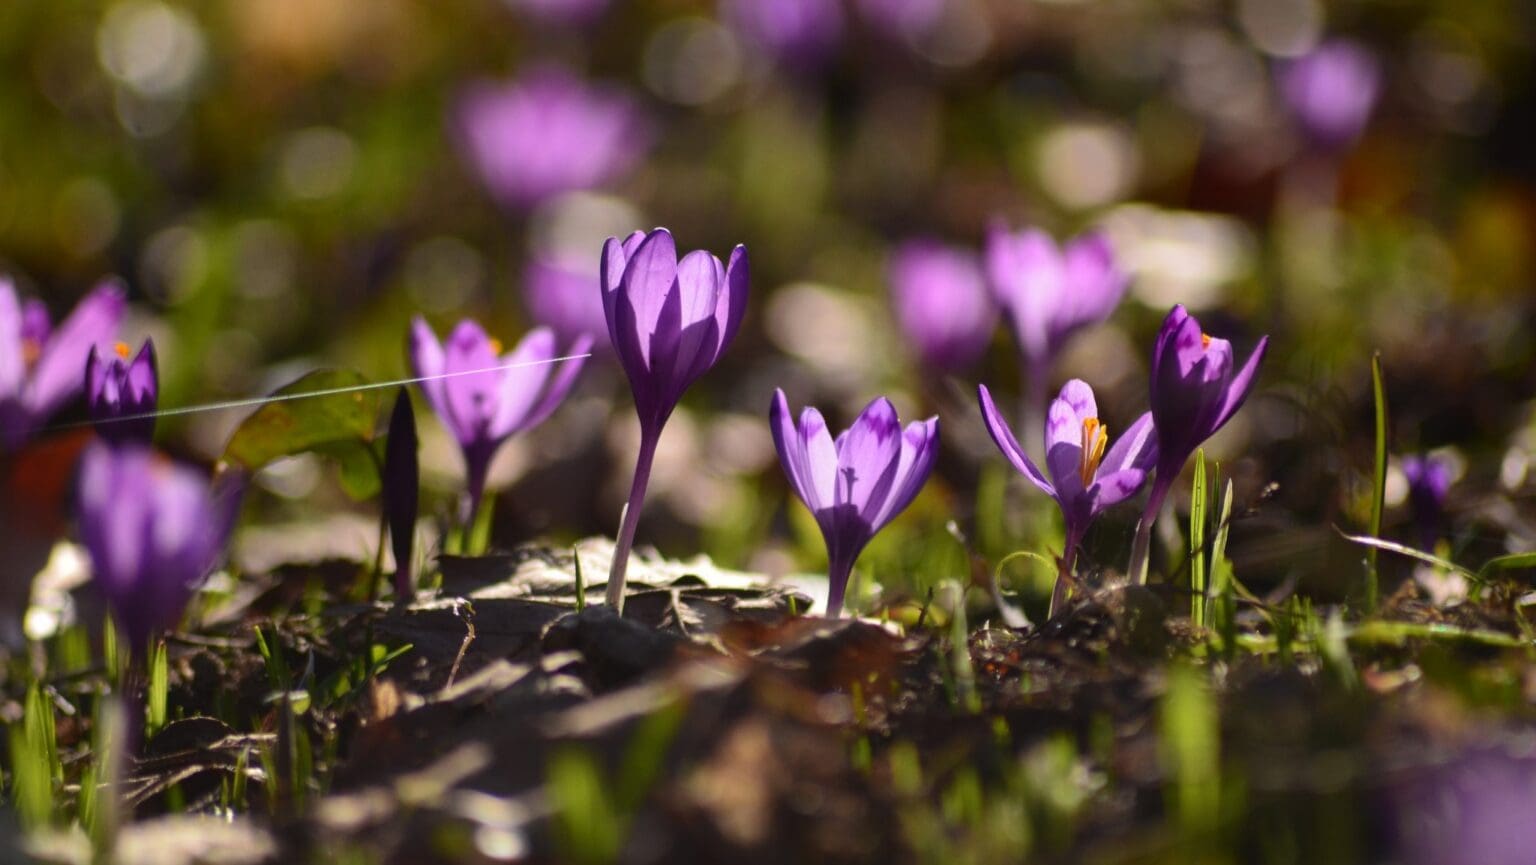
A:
[602, 228, 749, 610]
[75, 443, 242, 658]
[456, 66, 649, 210]
[889, 238, 996, 373]
[1280, 39, 1380, 150]
[1402, 454, 1452, 551]
[771, 390, 938, 617]
[0, 278, 126, 450]
[409, 318, 590, 526]
[721, 0, 844, 70]
[1129, 305, 1268, 583]
[979, 381, 1156, 613]
[85, 340, 158, 445]
[383, 388, 419, 602]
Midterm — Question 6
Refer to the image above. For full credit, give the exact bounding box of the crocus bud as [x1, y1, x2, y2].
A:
[770, 389, 938, 617]
[979, 380, 1156, 611]
[888, 238, 997, 373]
[602, 228, 749, 609]
[75, 443, 242, 658]
[383, 387, 419, 602]
[85, 340, 158, 445]
[1279, 39, 1380, 150]
[409, 319, 590, 523]
[1402, 454, 1452, 551]
[1, 278, 126, 450]
[455, 66, 650, 210]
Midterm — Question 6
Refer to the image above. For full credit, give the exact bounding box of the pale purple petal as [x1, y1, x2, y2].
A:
[976, 383, 1055, 498]
[622, 228, 681, 359]
[1213, 335, 1269, 430]
[1100, 411, 1157, 475]
[1088, 468, 1147, 513]
[873, 417, 939, 527]
[834, 397, 903, 522]
[488, 327, 559, 437]
[0, 280, 22, 400]
[25, 279, 126, 421]
[519, 333, 592, 431]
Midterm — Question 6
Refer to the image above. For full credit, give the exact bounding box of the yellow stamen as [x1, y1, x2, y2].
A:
[1080, 417, 1109, 485]
[488, 337, 503, 355]
[1200, 333, 1212, 350]
[113, 341, 131, 360]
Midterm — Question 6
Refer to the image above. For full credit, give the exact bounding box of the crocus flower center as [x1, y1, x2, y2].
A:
[113, 341, 131, 360]
[1080, 417, 1108, 485]
[22, 338, 42, 368]
[1200, 333, 1212, 350]
[488, 337, 503, 355]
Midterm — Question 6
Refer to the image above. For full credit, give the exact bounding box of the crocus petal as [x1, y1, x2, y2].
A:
[717, 245, 750, 359]
[800, 406, 839, 511]
[1100, 411, 1158, 475]
[439, 319, 503, 445]
[771, 389, 822, 513]
[834, 397, 904, 523]
[0, 280, 21, 401]
[1213, 335, 1270, 430]
[986, 226, 1061, 363]
[1044, 393, 1087, 491]
[976, 384, 1055, 497]
[408, 318, 449, 423]
[25, 279, 126, 420]
[519, 333, 593, 431]
[873, 416, 939, 528]
[127, 341, 157, 405]
[1059, 231, 1126, 333]
[668, 249, 726, 385]
[488, 327, 559, 437]
[1149, 304, 1191, 387]
[1088, 468, 1147, 513]
[621, 228, 681, 357]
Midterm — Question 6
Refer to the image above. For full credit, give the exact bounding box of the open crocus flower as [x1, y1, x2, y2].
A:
[0, 278, 126, 450]
[888, 238, 997, 373]
[984, 226, 1126, 418]
[409, 318, 591, 524]
[75, 443, 242, 658]
[772, 390, 938, 617]
[456, 66, 649, 210]
[1129, 305, 1269, 583]
[978, 380, 1156, 612]
[602, 228, 749, 610]
[85, 339, 157, 445]
[525, 252, 613, 354]
[1279, 39, 1380, 150]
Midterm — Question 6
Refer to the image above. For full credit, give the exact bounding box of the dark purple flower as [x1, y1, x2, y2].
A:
[979, 380, 1156, 611]
[1279, 39, 1380, 149]
[602, 228, 749, 609]
[1402, 453, 1452, 550]
[504, 0, 608, 27]
[525, 252, 612, 354]
[456, 66, 649, 210]
[384, 387, 419, 602]
[1392, 749, 1536, 865]
[85, 340, 157, 445]
[985, 226, 1126, 408]
[409, 318, 590, 521]
[0, 278, 126, 450]
[75, 443, 242, 657]
[888, 238, 997, 373]
[771, 389, 938, 617]
[855, 0, 945, 42]
[721, 0, 843, 69]
[1130, 305, 1268, 582]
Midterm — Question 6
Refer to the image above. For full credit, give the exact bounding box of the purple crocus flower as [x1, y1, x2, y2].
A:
[504, 0, 608, 27]
[721, 0, 844, 70]
[1279, 39, 1380, 150]
[985, 226, 1126, 417]
[1129, 305, 1268, 583]
[979, 380, 1156, 612]
[525, 252, 612, 354]
[771, 390, 938, 617]
[1402, 453, 1452, 551]
[75, 443, 242, 657]
[85, 340, 157, 445]
[888, 238, 997, 373]
[383, 388, 419, 602]
[456, 66, 649, 210]
[855, 0, 945, 41]
[0, 278, 126, 450]
[601, 228, 749, 610]
[409, 318, 591, 524]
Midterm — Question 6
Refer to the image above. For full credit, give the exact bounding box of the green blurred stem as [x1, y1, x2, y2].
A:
[607, 426, 660, 613]
[1129, 474, 1174, 585]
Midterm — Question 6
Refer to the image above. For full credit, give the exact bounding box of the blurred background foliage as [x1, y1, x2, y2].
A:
[3, 0, 1535, 609]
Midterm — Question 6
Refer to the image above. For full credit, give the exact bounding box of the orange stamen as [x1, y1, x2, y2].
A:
[1200, 333, 1212, 350]
[114, 341, 131, 360]
[488, 337, 504, 355]
[21, 339, 41, 367]
[1080, 417, 1109, 485]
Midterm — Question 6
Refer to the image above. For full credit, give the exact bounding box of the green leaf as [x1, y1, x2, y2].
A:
[1367, 352, 1388, 613]
[147, 640, 169, 736]
[1476, 551, 1536, 582]
[222, 369, 384, 497]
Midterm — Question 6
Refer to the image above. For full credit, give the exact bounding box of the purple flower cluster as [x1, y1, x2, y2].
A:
[1, 278, 126, 449]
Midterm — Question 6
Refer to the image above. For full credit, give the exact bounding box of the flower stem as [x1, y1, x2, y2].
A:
[606, 426, 661, 613]
[826, 555, 855, 619]
[1049, 526, 1084, 617]
[1129, 474, 1174, 585]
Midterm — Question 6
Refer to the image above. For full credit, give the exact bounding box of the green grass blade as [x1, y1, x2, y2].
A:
[1190, 450, 1207, 628]
[147, 639, 169, 736]
[1367, 352, 1388, 613]
[1476, 551, 1536, 582]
